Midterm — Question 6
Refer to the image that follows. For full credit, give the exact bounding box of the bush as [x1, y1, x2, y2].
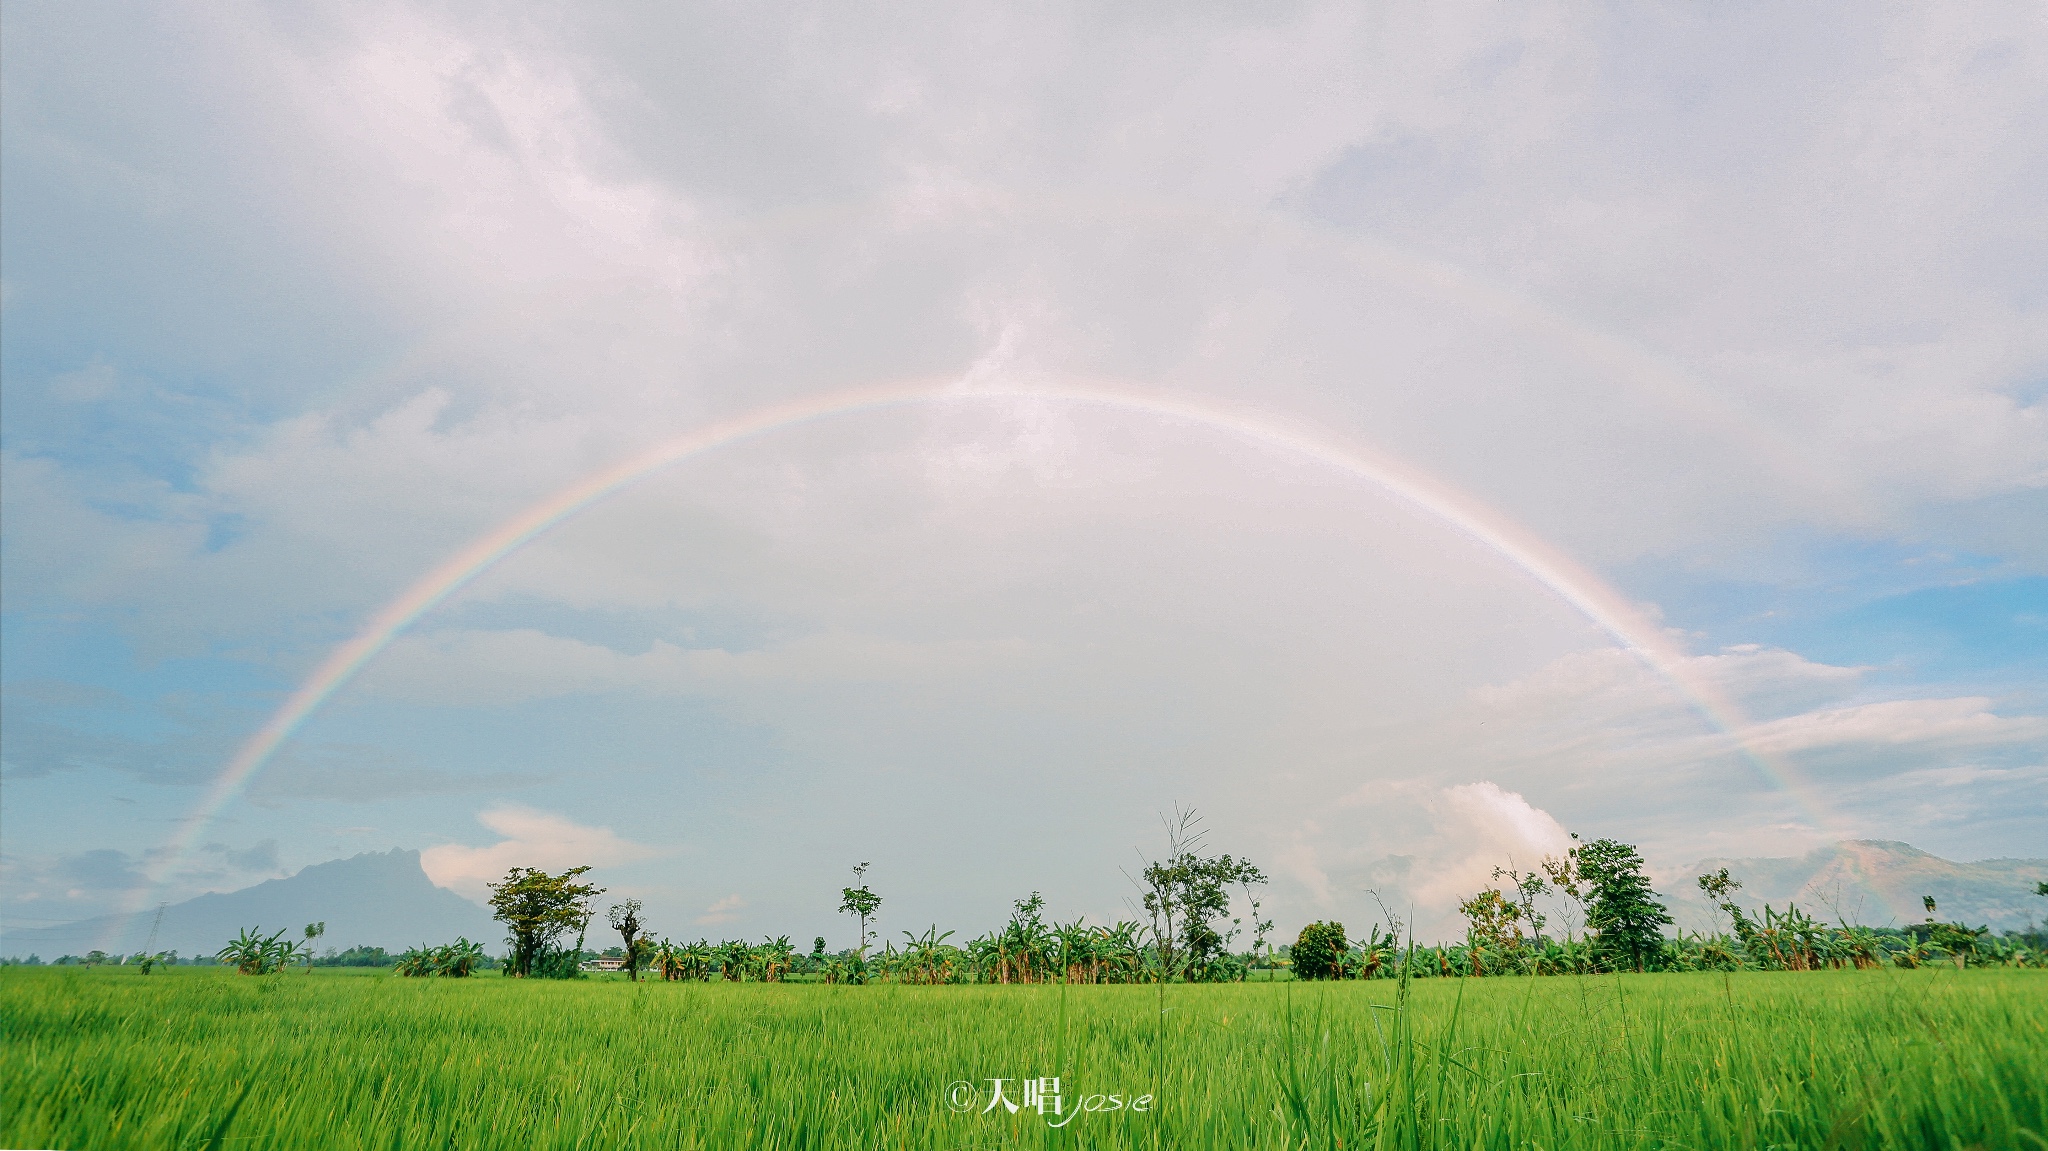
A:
[314, 946, 395, 968]
[1293, 921, 1348, 980]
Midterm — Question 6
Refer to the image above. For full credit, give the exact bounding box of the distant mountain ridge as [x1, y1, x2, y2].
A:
[1670, 840, 2048, 932]
[1, 849, 501, 960]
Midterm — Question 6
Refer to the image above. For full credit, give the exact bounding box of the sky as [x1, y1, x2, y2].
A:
[2, 0, 2043, 948]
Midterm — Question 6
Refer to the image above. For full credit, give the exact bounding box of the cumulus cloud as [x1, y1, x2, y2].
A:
[420, 806, 661, 900]
[1275, 782, 1573, 943]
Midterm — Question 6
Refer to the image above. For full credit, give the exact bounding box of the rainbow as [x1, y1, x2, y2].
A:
[116, 375, 1836, 942]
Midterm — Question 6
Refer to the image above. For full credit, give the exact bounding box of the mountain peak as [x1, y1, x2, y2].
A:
[1677, 841, 2047, 931]
[2, 848, 501, 959]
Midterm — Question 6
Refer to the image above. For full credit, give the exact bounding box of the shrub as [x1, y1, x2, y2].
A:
[1293, 921, 1348, 980]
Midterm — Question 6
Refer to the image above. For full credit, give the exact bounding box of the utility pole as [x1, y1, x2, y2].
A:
[141, 902, 168, 972]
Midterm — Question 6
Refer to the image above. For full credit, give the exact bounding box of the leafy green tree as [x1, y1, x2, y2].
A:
[488, 866, 604, 978]
[1292, 921, 1348, 980]
[839, 862, 882, 960]
[607, 900, 649, 982]
[1137, 807, 1267, 981]
[1577, 838, 1672, 972]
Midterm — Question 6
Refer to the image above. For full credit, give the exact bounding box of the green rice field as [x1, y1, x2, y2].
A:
[3, 966, 2043, 1149]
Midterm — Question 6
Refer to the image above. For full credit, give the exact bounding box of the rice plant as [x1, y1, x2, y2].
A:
[3, 963, 2040, 1149]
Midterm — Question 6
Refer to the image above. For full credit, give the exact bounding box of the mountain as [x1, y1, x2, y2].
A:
[1, 849, 502, 960]
[1668, 840, 2048, 932]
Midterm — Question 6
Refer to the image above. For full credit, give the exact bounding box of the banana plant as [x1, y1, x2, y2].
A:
[714, 939, 754, 981]
[394, 945, 436, 977]
[899, 926, 958, 984]
[759, 935, 797, 982]
[435, 938, 486, 977]
[216, 927, 293, 975]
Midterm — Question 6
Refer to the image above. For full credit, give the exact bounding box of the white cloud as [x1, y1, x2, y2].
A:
[1462, 643, 2048, 774]
[1275, 781, 1573, 943]
[5, 0, 2044, 931]
[1734, 698, 2048, 757]
[420, 806, 660, 900]
[695, 894, 746, 926]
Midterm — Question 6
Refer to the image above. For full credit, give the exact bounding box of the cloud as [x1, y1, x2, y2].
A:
[1276, 781, 1572, 943]
[4, 0, 2044, 933]
[1459, 643, 2048, 789]
[695, 894, 746, 926]
[1471, 643, 1868, 727]
[420, 806, 661, 900]
[56, 849, 148, 892]
[200, 839, 280, 873]
[354, 626, 1046, 709]
[2, 838, 287, 930]
[1733, 698, 2048, 757]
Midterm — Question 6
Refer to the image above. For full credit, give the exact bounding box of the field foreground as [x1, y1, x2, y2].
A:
[3, 967, 2043, 1149]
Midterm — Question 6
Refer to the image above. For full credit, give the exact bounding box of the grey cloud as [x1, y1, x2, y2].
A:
[0, 678, 254, 785]
[201, 839, 279, 873]
[56, 848, 146, 891]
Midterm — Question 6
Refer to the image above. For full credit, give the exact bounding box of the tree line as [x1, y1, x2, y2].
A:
[18, 820, 2041, 978]
[459, 817, 2048, 983]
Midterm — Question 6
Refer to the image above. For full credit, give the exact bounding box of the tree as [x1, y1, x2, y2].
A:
[1489, 864, 1550, 938]
[1135, 807, 1267, 981]
[1458, 888, 1525, 955]
[1577, 838, 1672, 972]
[1238, 870, 1275, 962]
[607, 900, 649, 982]
[1292, 921, 1348, 980]
[839, 863, 882, 960]
[1541, 841, 1586, 941]
[302, 922, 326, 968]
[488, 866, 604, 978]
[1697, 867, 1744, 936]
